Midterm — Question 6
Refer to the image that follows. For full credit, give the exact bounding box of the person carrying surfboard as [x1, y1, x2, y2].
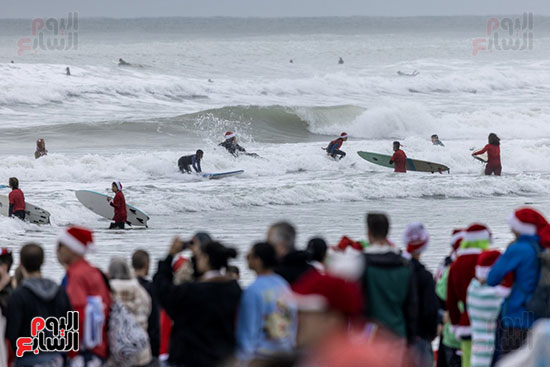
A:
[390, 141, 407, 173]
[472, 133, 501, 176]
[8, 177, 25, 220]
[219, 131, 258, 158]
[178, 150, 203, 174]
[325, 132, 348, 160]
[106, 181, 127, 229]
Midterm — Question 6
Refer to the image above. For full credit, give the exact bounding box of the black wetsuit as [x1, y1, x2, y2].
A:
[178, 154, 201, 173]
[219, 140, 246, 157]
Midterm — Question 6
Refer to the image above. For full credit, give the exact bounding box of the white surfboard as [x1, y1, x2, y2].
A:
[75, 190, 150, 227]
[471, 147, 488, 163]
[200, 170, 244, 180]
[0, 195, 51, 225]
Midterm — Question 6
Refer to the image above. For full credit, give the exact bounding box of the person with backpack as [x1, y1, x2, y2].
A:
[108, 257, 152, 367]
[154, 238, 242, 367]
[487, 208, 550, 360]
[324, 132, 348, 160]
[56, 226, 112, 367]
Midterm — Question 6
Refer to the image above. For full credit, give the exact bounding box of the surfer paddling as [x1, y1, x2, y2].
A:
[8, 177, 25, 220]
[219, 131, 258, 158]
[178, 150, 203, 174]
[472, 133, 501, 176]
[35, 138, 48, 159]
[106, 181, 127, 229]
[431, 134, 444, 147]
[397, 70, 419, 77]
[325, 132, 348, 160]
[390, 141, 407, 173]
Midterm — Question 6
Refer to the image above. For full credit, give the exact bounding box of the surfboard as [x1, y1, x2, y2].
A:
[357, 151, 450, 173]
[201, 170, 244, 180]
[75, 190, 150, 227]
[0, 195, 51, 225]
[471, 147, 488, 163]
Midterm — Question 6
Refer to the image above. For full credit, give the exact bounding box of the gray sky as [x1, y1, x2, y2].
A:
[2, 0, 549, 18]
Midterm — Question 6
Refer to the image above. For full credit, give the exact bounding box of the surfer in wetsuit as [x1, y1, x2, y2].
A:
[431, 134, 444, 147]
[8, 177, 25, 220]
[219, 132, 258, 158]
[178, 150, 203, 174]
[65, 67, 71, 76]
[325, 132, 348, 160]
[118, 58, 131, 66]
[338, 57, 344, 65]
[397, 70, 419, 77]
[106, 181, 127, 229]
[390, 141, 407, 173]
[472, 133, 501, 176]
[35, 138, 48, 159]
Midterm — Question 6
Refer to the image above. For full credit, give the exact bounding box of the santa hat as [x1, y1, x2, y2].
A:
[450, 229, 465, 251]
[224, 131, 236, 140]
[113, 181, 122, 191]
[58, 226, 94, 255]
[333, 236, 364, 252]
[172, 255, 189, 272]
[462, 223, 492, 247]
[293, 271, 363, 318]
[508, 207, 550, 248]
[475, 250, 501, 281]
[340, 132, 349, 139]
[403, 222, 429, 255]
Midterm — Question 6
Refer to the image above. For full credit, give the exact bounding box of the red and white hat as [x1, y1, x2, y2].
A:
[340, 132, 349, 139]
[114, 181, 122, 191]
[58, 226, 95, 255]
[224, 131, 236, 140]
[403, 222, 429, 255]
[464, 223, 492, 243]
[172, 254, 189, 272]
[509, 207, 550, 248]
[450, 229, 465, 251]
[475, 250, 501, 281]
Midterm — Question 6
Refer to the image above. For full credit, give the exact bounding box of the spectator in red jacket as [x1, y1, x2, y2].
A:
[472, 133, 501, 176]
[8, 177, 25, 221]
[390, 142, 407, 173]
[56, 226, 112, 366]
[107, 181, 127, 229]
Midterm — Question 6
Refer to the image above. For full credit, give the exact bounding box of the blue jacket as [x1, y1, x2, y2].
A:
[235, 274, 297, 361]
[487, 234, 540, 328]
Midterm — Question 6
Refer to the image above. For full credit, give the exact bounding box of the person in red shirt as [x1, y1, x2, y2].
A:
[389, 141, 407, 173]
[107, 181, 127, 229]
[472, 133, 501, 176]
[325, 132, 349, 160]
[8, 177, 25, 220]
[56, 226, 112, 366]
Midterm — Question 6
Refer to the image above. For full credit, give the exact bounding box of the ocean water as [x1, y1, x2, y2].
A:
[0, 16, 549, 283]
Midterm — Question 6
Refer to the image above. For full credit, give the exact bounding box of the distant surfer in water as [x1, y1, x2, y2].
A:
[472, 133, 501, 176]
[219, 131, 258, 158]
[338, 57, 344, 65]
[107, 181, 127, 229]
[34, 138, 48, 159]
[178, 150, 203, 174]
[65, 67, 71, 76]
[8, 177, 25, 220]
[118, 58, 131, 66]
[397, 70, 419, 77]
[431, 134, 444, 147]
[390, 141, 407, 173]
[325, 132, 348, 160]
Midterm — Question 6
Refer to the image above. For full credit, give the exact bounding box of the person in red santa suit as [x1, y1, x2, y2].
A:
[107, 181, 127, 230]
[447, 223, 492, 367]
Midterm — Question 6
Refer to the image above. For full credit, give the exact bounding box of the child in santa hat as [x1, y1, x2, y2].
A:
[447, 223, 492, 367]
[467, 250, 512, 367]
[487, 207, 550, 361]
[436, 229, 465, 367]
[403, 223, 439, 367]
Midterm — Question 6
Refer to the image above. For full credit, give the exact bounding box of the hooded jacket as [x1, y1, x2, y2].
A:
[6, 278, 72, 363]
[361, 245, 418, 342]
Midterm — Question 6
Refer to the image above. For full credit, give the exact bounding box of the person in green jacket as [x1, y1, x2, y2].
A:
[361, 212, 418, 344]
